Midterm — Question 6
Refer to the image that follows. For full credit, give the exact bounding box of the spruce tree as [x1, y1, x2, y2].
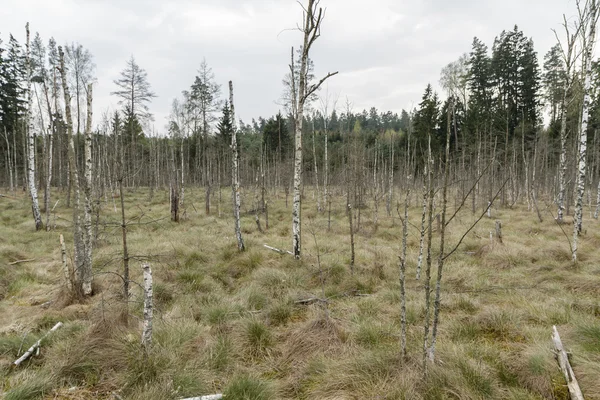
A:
[543, 44, 567, 127]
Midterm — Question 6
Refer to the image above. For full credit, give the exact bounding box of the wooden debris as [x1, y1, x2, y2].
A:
[181, 395, 223, 400]
[552, 325, 584, 400]
[8, 259, 36, 265]
[263, 244, 294, 256]
[13, 322, 63, 366]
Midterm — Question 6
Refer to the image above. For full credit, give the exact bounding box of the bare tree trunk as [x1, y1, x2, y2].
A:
[25, 23, 42, 231]
[60, 234, 72, 292]
[324, 131, 329, 217]
[387, 134, 394, 216]
[555, 15, 580, 223]
[422, 134, 434, 373]
[80, 84, 93, 296]
[557, 86, 569, 223]
[531, 130, 543, 222]
[119, 178, 130, 307]
[428, 100, 452, 362]
[399, 190, 409, 359]
[348, 202, 355, 273]
[59, 46, 84, 293]
[291, 1, 338, 258]
[291, 45, 303, 258]
[595, 179, 600, 219]
[141, 263, 153, 351]
[313, 129, 321, 212]
[44, 113, 54, 231]
[416, 176, 427, 280]
[573, 0, 597, 262]
[230, 81, 245, 252]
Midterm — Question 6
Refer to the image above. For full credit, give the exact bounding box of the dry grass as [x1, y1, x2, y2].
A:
[1, 186, 600, 399]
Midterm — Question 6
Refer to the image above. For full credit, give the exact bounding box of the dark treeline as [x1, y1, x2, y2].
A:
[2, 23, 600, 220]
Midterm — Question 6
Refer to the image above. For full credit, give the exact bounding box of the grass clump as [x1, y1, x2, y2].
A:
[267, 300, 292, 326]
[244, 319, 273, 356]
[4, 374, 52, 400]
[207, 335, 232, 372]
[224, 375, 273, 400]
[576, 322, 600, 353]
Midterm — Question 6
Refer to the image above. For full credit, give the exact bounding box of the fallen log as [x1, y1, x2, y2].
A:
[552, 325, 584, 400]
[181, 395, 223, 400]
[263, 244, 294, 256]
[13, 322, 63, 366]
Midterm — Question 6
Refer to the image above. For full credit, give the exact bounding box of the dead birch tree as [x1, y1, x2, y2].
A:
[25, 23, 43, 231]
[291, 0, 338, 259]
[553, 15, 582, 223]
[59, 46, 84, 295]
[230, 81, 244, 251]
[399, 190, 409, 359]
[573, 0, 598, 262]
[141, 263, 153, 351]
[80, 83, 93, 296]
[427, 98, 453, 362]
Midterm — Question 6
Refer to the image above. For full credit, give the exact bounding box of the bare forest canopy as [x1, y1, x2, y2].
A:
[0, 19, 600, 190]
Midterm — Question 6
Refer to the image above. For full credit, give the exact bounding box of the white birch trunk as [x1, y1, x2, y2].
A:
[230, 81, 245, 251]
[324, 132, 328, 215]
[45, 114, 54, 231]
[573, 0, 597, 262]
[59, 46, 84, 290]
[81, 84, 93, 296]
[25, 23, 42, 231]
[399, 190, 409, 358]
[557, 82, 569, 222]
[416, 175, 427, 280]
[291, 0, 338, 258]
[141, 263, 153, 350]
[594, 180, 600, 219]
[292, 46, 304, 259]
[313, 129, 321, 212]
[13, 322, 63, 367]
[428, 100, 452, 362]
[60, 234, 72, 292]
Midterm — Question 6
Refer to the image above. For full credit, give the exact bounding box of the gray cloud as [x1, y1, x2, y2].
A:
[1, 0, 580, 130]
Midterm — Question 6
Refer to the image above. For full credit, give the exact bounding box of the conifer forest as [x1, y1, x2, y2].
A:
[1, 0, 600, 399]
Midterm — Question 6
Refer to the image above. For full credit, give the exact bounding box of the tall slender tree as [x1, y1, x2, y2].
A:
[25, 23, 42, 230]
[291, 0, 338, 259]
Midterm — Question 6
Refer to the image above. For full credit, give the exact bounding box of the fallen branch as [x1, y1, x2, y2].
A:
[13, 322, 63, 366]
[9, 258, 36, 265]
[263, 244, 294, 256]
[295, 297, 328, 305]
[181, 395, 223, 400]
[552, 325, 584, 400]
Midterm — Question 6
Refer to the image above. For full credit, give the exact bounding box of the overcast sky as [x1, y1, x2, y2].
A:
[1, 0, 584, 131]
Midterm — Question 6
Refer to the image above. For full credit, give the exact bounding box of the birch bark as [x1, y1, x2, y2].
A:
[230, 81, 245, 252]
[25, 23, 43, 231]
[573, 0, 597, 262]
